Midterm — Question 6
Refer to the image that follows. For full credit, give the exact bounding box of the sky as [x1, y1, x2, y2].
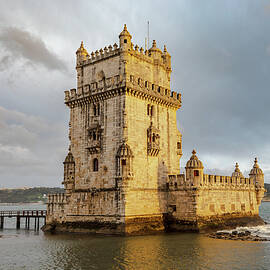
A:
[0, 0, 269, 188]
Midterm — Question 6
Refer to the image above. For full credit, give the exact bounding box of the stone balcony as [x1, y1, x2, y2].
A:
[86, 140, 101, 154]
[147, 142, 160, 156]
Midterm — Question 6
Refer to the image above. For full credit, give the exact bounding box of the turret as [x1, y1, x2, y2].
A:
[76, 41, 89, 65]
[249, 158, 264, 188]
[149, 40, 162, 61]
[62, 150, 75, 194]
[231, 162, 244, 178]
[185, 150, 204, 186]
[162, 45, 172, 73]
[119, 24, 132, 51]
[249, 158, 265, 204]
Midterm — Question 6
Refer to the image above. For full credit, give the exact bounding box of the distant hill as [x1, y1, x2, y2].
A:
[0, 187, 64, 203]
[264, 183, 270, 201]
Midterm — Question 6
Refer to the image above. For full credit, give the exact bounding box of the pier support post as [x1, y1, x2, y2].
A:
[37, 218, 40, 230]
[34, 217, 37, 231]
[0, 216, 4, 229]
[16, 217, 20, 229]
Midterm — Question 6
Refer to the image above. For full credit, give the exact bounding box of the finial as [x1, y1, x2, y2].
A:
[152, 40, 156, 48]
[124, 24, 127, 31]
[80, 41, 84, 48]
[164, 45, 167, 52]
[192, 149, 196, 155]
[254, 157, 259, 168]
[236, 162, 239, 168]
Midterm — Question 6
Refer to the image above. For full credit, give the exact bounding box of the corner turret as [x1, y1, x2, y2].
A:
[119, 24, 132, 51]
[249, 158, 264, 188]
[76, 41, 89, 65]
[62, 150, 75, 195]
[185, 149, 204, 186]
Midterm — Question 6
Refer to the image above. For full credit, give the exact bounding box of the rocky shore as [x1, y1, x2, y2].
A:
[208, 230, 269, 241]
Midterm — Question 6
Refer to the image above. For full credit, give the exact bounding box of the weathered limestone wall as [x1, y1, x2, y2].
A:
[166, 174, 264, 231]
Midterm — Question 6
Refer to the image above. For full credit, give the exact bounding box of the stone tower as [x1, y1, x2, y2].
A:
[44, 25, 265, 235]
[50, 25, 182, 234]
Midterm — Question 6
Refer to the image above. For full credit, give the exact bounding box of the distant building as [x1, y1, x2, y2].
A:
[44, 25, 265, 235]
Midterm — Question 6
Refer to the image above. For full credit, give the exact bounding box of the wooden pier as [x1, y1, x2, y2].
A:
[0, 210, 46, 230]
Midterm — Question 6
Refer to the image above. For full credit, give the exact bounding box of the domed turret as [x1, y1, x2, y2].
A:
[186, 149, 204, 169]
[249, 158, 265, 204]
[119, 24, 132, 51]
[185, 150, 204, 186]
[249, 158, 264, 176]
[232, 162, 244, 178]
[249, 157, 264, 189]
[76, 41, 89, 63]
[64, 151, 75, 164]
[63, 151, 75, 194]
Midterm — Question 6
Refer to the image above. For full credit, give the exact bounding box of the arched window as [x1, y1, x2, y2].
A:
[93, 158, 98, 172]
[93, 131, 96, 140]
[177, 142, 181, 149]
[194, 170, 199, 176]
[93, 104, 97, 116]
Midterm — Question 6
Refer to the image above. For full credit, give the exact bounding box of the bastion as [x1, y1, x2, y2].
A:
[42, 25, 265, 235]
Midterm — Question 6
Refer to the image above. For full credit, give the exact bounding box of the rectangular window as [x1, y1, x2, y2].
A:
[194, 170, 199, 176]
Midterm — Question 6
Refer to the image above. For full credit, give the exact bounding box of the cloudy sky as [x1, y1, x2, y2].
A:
[0, 0, 269, 188]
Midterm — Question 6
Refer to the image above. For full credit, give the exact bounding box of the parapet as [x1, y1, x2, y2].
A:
[64, 80, 181, 108]
[76, 25, 171, 74]
[167, 173, 256, 191]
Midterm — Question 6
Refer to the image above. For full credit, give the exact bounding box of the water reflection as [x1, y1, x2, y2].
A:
[0, 202, 270, 269]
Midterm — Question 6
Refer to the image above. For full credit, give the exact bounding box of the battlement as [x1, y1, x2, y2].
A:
[64, 78, 181, 108]
[76, 40, 170, 71]
[76, 43, 120, 66]
[167, 173, 256, 190]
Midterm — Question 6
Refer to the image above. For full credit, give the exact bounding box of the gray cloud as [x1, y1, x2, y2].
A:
[0, 0, 269, 187]
[0, 27, 67, 71]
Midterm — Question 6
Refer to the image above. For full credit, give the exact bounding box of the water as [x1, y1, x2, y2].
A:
[1, 203, 270, 270]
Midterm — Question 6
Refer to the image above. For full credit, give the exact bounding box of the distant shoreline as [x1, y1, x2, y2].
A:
[0, 202, 46, 206]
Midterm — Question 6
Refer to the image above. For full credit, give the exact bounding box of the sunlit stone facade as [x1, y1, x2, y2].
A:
[44, 26, 265, 235]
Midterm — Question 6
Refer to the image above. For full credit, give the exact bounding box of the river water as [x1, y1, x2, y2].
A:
[0, 203, 270, 270]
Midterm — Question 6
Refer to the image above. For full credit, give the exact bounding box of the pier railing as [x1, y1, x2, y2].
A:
[0, 210, 46, 230]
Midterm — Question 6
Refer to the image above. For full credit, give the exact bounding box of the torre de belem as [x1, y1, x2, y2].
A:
[43, 25, 266, 235]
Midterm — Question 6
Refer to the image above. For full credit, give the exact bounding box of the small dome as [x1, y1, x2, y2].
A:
[76, 41, 89, 57]
[119, 24, 132, 39]
[64, 152, 74, 163]
[232, 162, 244, 178]
[149, 40, 162, 53]
[249, 158, 264, 176]
[186, 150, 203, 169]
[116, 143, 133, 158]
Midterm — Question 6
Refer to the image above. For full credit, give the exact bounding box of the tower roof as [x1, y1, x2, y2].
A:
[149, 40, 162, 53]
[119, 24, 132, 39]
[76, 41, 89, 57]
[232, 162, 244, 178]
[249, 158, 264, 176]
[64, 151, 75, 164]
[116, 143, 133, 158]
[186, 149, 204, 169]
